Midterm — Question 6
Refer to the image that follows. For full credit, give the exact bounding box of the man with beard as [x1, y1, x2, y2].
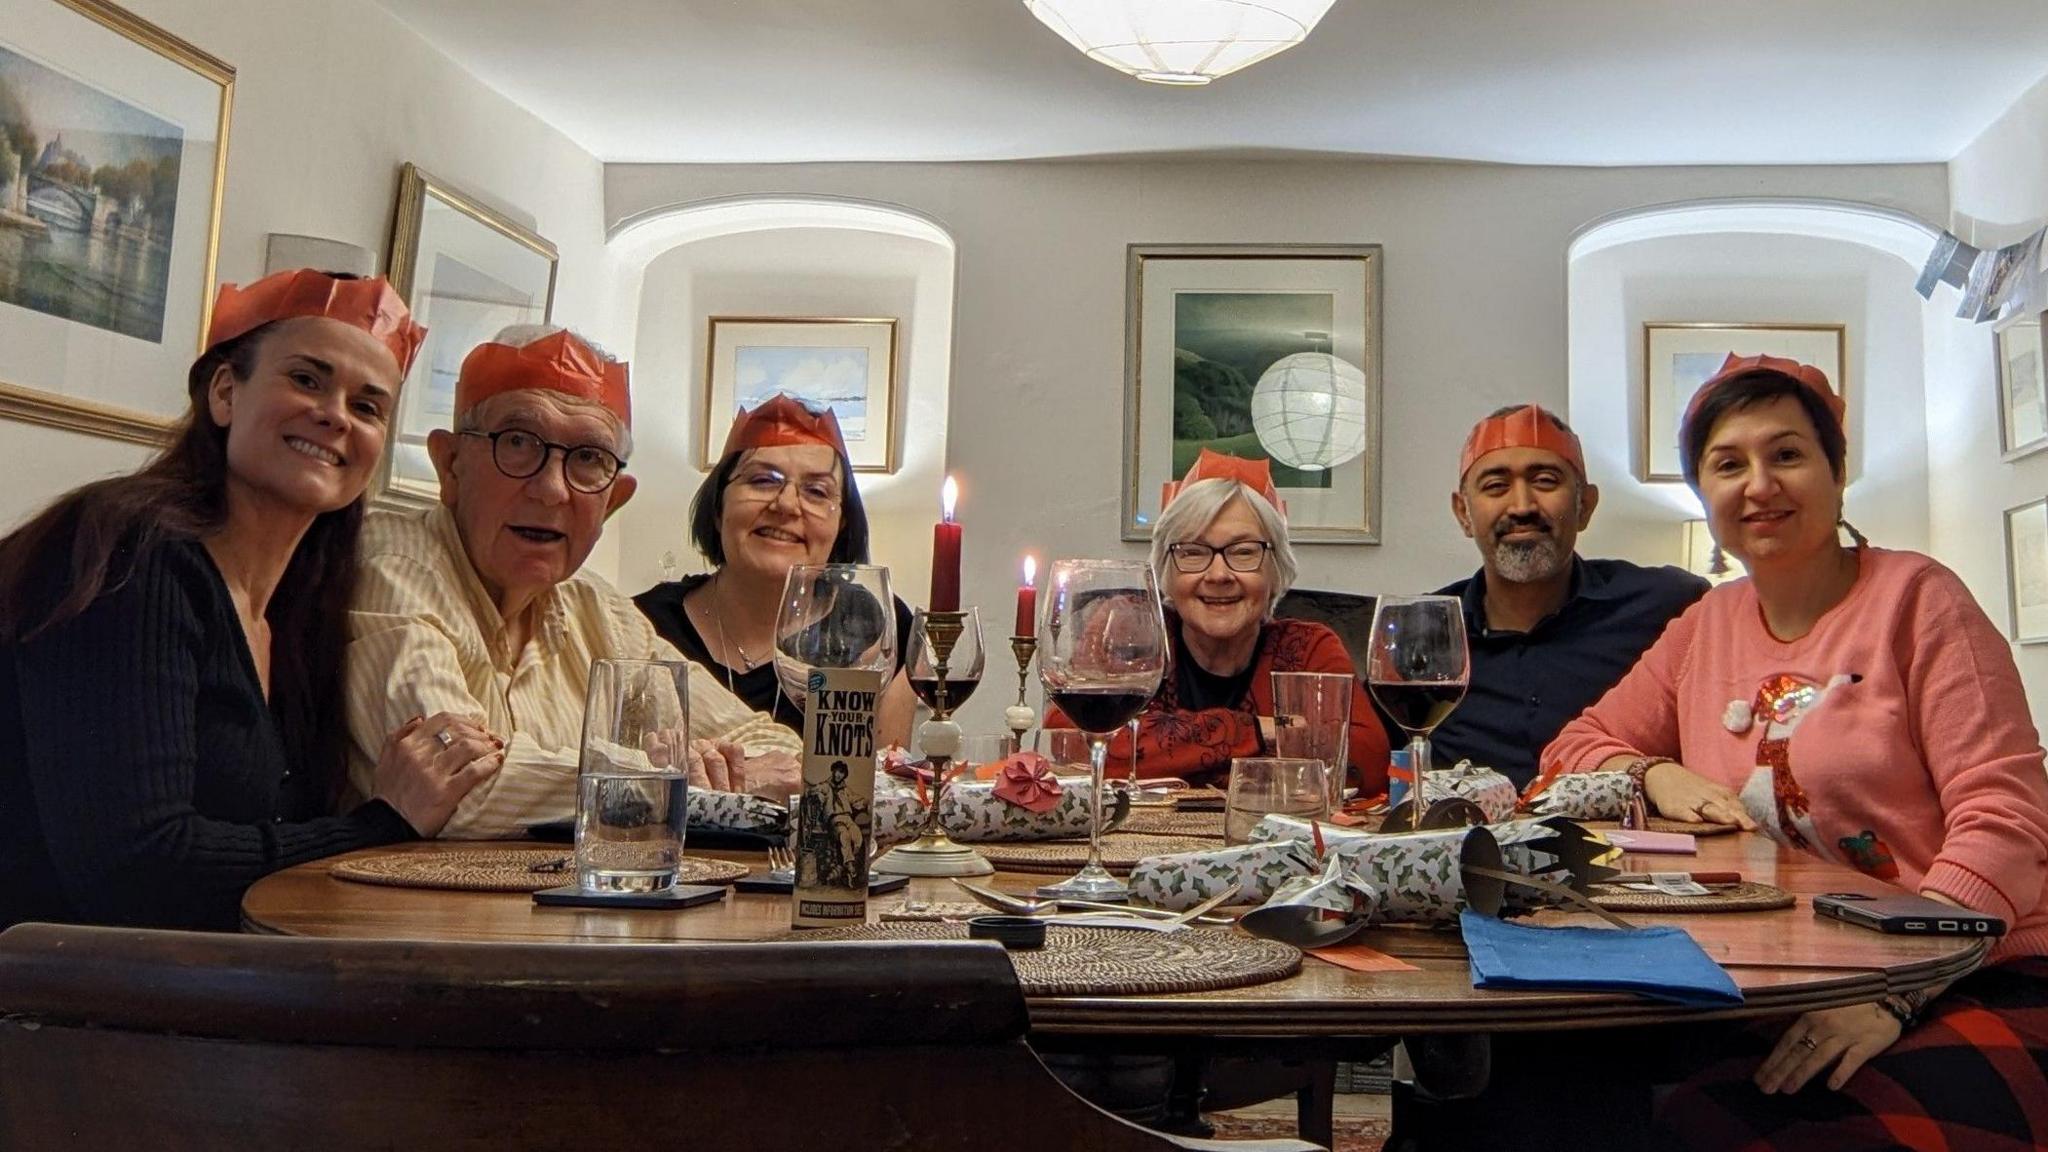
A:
[1431, 404, 1707, 790]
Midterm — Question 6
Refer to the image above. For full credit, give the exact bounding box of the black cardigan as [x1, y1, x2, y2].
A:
[0, 535, 413, 931]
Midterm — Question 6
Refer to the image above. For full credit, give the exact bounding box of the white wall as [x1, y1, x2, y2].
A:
[616, 225, 955, 603]
[1571, 231, 1931, 567]
[1943, 75, 2048, 733]
[607, 160, 1947, 732]
[1, 0, 619, 554]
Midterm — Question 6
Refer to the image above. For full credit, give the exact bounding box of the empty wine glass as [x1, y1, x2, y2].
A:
[1036, 559, 1167, 900]
[773, 564, 897, 708]
[1365, 595, 1470, 792]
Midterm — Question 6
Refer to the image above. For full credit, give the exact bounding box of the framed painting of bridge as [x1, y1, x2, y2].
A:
[0, 0, 233, 446]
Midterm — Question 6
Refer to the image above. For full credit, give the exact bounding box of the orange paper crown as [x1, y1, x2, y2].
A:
[1458, 405, 1586, 484]
[718, 392, 849, 460]
[1681, 352, 1845, 435]
[1160, 447, 1286, 515]
[207, 269, 426, 375]
[455, 329, 631, 428]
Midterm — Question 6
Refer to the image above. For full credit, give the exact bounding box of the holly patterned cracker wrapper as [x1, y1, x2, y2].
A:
[1127, 839, 1321, 911]
[1420, 761, 1519, 823]
[1520, 771, 1633, 821]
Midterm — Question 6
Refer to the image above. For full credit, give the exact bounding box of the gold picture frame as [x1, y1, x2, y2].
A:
[1996, 312, 2047, 461]
[1640, 322, 1847, 483]
[0, 0, 233, 446]
[701, 316, 899, 473]
[1122, 243, 1384, 544]
[378, 163, 558, 506]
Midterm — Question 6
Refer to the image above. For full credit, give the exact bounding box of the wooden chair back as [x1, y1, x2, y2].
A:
[0, 923, 1309, 1150]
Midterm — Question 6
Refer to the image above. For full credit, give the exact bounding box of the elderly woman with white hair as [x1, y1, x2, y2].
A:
[1046, 450, 1388, 791]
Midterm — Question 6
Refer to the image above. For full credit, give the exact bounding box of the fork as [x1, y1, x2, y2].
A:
[764, 844, 795, 879]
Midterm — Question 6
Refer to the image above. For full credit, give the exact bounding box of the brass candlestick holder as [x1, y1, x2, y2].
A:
[1004, 634, 1038, 755]
[872, 609, 994, 877]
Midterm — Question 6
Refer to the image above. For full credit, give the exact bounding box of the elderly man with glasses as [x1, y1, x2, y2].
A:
[343, 325, 800, 839]
[1044, 449, 1389, 791]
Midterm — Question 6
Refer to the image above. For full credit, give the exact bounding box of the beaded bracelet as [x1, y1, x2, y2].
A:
[1879, 985, 1939, 1030]
[1620, 757, 1673, 829]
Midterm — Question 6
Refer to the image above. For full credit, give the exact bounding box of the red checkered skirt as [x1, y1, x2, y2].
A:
[1654, 959, 2048, 1151]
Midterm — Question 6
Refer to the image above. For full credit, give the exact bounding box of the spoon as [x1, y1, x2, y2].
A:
[951, 881, 1235, 925]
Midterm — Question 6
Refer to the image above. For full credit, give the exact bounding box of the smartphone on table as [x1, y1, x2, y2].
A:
[1812, 891, 2006, 936]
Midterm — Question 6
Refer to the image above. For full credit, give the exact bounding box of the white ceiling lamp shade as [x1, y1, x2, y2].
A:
[1022, 0, 1337, 86]
[1250, 352, 1368, 471]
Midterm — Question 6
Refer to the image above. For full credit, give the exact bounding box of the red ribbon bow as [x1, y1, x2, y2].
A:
[992, 752, 1063, 814]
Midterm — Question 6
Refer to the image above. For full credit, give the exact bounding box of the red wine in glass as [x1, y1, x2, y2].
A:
[1369, 680, 1465, 735]
[909, 674, 982, 712]
[1047, 688, 1150, 734]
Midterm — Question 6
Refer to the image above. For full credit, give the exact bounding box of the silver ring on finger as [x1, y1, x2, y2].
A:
[434, 728, 455, 750]
[1798, 1035, 1819, 1051]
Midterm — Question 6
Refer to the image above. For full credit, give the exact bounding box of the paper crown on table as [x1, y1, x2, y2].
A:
[455, 329, 631, 428]
[1458, 404, 1586, 484]
[1682, 352, 1845, 434]
[207, 269, 427, 376]
[719, 392, 850, 460]
[1160, 447, 1287, 515]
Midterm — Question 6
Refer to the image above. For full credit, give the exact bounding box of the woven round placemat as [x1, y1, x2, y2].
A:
[1117, 806, 1225, 838]
[793, 922, 1300, 996]
[1590, 880, 1794, 913]
[977, 833, 1220, 874]
[1581, 818, 1739, 837]
[331, 849, 749, 893]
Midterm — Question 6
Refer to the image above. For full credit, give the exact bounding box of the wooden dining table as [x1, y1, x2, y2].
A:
[243, 828, 1986, 1040]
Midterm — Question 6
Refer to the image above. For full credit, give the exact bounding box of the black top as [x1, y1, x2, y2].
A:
[1424, 557, 1709, 790]
[635, 574, 915, 733]
[0, 535, 414, 931]
[1173, 622, 1262, 713]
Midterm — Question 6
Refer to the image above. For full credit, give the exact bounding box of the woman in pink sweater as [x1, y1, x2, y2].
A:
[1543, 353, 2048, 1145]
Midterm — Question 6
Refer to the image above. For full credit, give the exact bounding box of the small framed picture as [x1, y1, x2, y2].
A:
[1996, 314, 2047, 460]
[1641, 323, 1846, 483]
[702, 317, 898, 473]
[2004, 497, 2048, 644]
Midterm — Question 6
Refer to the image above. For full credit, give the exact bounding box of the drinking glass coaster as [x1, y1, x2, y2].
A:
[532, 883, 727, 909]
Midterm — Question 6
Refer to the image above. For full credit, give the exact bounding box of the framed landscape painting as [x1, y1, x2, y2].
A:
[1996, 313, 2047, 460]
[702, 316, 898, 473]
[2006, 497, 2048, 644]
[1123, 244, 1383, 543]
[1641, 322, 1846, 482]
[0, 0, 232, 445]
[381, 163, 557, 506]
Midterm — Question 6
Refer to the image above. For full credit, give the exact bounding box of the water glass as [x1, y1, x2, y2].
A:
[1225, 757, 1330, 845]
[1271, 671, 1353, 810]
[1041, 727, 1095, 774]
[958, 734, 1015, 779]
[575, 658, 691, 893]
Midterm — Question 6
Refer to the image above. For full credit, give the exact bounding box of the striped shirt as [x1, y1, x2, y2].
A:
[345, 505, 800, 839]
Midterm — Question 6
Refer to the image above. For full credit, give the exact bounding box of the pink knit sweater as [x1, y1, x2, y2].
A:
[1543, 548, 2048, 962]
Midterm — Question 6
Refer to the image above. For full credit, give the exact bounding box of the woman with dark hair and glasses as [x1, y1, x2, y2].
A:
[1543, 354, 2048, 1145]
[0, 270, 497, 931]
[635, 394, 914, 745]
[1045, 450, 1388, 790]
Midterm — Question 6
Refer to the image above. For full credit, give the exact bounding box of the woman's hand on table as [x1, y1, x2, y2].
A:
[687, 738, 748, 793]
[373, 713, 503, 836]
[1755, 1004, 1901, 1094]
[1642, 760, 1757, 830]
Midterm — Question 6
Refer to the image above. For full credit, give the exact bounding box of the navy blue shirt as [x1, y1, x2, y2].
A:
[1425, 557, 1708, 790]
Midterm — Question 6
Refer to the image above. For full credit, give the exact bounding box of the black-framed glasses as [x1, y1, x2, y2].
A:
[459, 428, 624, 494]
[1168, 540, 1271, 574]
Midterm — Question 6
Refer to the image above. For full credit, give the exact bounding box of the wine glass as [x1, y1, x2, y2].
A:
[1365, 595, 1469, 791]
[773, 564, 897, 709]
[905, 606, 985, 719]
[1036, 559, 1167, 900]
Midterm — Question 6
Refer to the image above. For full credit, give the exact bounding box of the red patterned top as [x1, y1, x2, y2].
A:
[1045, 613, 1390, 792]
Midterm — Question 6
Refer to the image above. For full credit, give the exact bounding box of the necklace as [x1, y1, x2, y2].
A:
[698, 572, 764, 683]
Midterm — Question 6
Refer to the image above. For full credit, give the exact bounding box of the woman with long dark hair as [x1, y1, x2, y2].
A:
[0, 269, 498, 930]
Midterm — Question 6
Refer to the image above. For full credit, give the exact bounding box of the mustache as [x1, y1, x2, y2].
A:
[1490, 513, 1554, 541]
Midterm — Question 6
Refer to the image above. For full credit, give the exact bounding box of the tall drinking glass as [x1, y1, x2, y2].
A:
[1036, 559, 1167, 900]
[1271, 670, 1353, 810]
[575, 658, 692, 893]
[1365, 595, 1469, 786]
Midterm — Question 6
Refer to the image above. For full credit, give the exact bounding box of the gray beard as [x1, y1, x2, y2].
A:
[1492, 534, 1569, 583]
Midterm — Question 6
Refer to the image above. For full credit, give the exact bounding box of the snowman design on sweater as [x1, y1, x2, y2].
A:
[1731, 671, 1899, 879]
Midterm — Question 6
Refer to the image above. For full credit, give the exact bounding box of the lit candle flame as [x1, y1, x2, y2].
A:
[941, 475, 959, 523]
[1021, 554, 1036, 586]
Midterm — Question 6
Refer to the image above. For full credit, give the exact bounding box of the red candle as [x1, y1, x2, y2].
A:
[1015, 554, 1038, 637]
[930, 476, 962, 611]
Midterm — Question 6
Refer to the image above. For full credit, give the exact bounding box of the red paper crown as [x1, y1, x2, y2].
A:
[719, 393, 849, 460]
[1160, 447, 1286, 515]
[207, 269, 426, 375]
[1458, 405, 1586, 484]
[455, 329, 631, 428]
[1682, 352, 1845, 435]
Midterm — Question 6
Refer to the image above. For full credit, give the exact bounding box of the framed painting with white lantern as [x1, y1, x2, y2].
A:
[1123, 244, 1383, 543]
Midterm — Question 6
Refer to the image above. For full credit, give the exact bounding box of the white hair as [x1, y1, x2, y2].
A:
[1149, 477, 1299, 617]
[456, 323, 631, 456]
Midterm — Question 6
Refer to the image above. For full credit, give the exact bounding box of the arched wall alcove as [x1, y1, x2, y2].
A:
[1564, 198, 1960, 572]
[598, 195, 959, 599]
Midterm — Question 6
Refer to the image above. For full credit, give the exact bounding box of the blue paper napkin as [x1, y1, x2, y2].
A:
[1460, 910, 1744, 1008]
